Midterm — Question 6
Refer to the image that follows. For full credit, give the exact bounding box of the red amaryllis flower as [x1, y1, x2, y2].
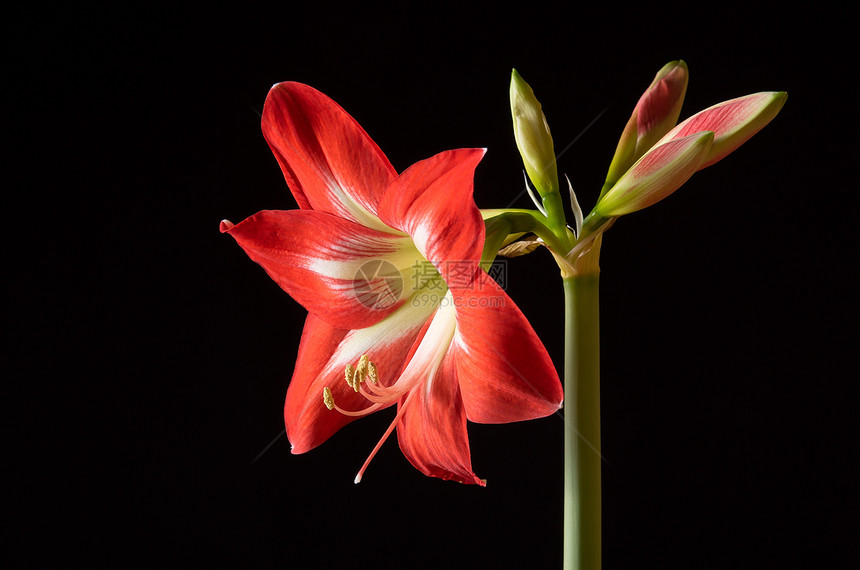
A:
[221, 82, 562, 485]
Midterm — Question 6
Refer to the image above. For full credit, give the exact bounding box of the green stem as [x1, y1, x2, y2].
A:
[483, 209, 571, 253]
[542, 191, 569, 242]
[563, 274, 601, 570]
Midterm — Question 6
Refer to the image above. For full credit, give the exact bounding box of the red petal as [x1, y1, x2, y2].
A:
[635, 61, 688, 147]
[396, 353, 485, 485]
[222, 209, 418, 329]
[453, 272, 563, 423]
[286, 300, 438, 454]
[377, 149, 486, 289]
[285, 314, 352, 453]
[262, 82, 397, 225]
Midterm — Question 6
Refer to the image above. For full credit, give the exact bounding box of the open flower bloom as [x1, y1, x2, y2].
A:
[221, 82, 563, 485]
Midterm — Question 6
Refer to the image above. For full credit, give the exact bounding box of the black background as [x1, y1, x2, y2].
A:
[11, 2, 857, 568]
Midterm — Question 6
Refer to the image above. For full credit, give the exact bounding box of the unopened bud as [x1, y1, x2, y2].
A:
[510, 69, 559, 198]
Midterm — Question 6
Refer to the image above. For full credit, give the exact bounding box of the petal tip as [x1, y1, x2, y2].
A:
[772, 91, 788, 107]
[219, 219, 235, 233]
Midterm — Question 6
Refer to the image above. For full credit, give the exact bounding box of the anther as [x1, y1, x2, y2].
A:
[355, 355, 369, 378]
[346, 355, 373, 392]
[367, 362, 379, 384]
[344, 364, 355, 389]
[322, 387, 335, 410]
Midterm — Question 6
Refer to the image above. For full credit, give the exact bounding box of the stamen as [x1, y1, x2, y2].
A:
[357, 381, 404, 404]
[326, 355, 406, 414]
[322, 385, 384, 417]
[324, 352, 420, 474]
[359, 377, 403, 400]
[346, 354, 372, 392]
[355, 354, 369, 378]
[322, 387, 335, 410]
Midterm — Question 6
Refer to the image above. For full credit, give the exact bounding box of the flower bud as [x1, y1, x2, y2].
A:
[603, 60, 689, 194]
[660, 91, 787, 170]
[510, 69, 559, 198]
[595, 131, 714, 216]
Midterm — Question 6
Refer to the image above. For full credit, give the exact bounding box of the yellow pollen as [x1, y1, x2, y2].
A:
[322, 387, 335, 410]
[344, 364, 355, 389]
[355, 355, 369, 377]
[343, 355, 378, 392]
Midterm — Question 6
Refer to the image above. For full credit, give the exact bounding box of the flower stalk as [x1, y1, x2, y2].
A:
[563, 272, 601, 570]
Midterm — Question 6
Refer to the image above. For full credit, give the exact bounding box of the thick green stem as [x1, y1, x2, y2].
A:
[542, 192, 569, 243]
[563, 274, 601, 570]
